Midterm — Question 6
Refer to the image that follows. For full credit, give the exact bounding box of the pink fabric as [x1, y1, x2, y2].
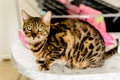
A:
[18, 30, 29, 48]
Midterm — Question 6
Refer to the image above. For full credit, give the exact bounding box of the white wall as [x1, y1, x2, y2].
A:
[0, 0, 40, 59]
[0, 0, 19, 58]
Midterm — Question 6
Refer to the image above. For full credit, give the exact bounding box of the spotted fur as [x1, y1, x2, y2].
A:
[22, 10, 119, 70]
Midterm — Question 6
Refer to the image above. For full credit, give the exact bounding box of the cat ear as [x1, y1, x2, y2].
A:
[21, 10, 31, 21]
[42, 11, 52, 25]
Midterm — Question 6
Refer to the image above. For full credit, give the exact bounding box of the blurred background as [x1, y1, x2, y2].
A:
[0, 0, 40, 60]
[0, 0, 120, 80]
[0, 0, 18, 59]
[0, 0, 40, 80]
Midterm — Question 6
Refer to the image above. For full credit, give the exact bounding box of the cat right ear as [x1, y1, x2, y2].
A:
[42, 11, 52, 25]
[21, 10, 31, 21]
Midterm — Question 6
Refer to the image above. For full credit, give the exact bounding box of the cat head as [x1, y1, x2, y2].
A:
[21, 10, 52, 43]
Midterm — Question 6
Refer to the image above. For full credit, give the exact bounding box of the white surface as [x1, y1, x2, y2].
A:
[118, 46, 120, 54]
[102, 0, 120, 8]
[11, 33, 120, 80]
[0, 0, 19, 58]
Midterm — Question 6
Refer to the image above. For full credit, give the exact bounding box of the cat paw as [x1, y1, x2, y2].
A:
[36, 58, 45, 64]
[65, 64, 73, 69]
[89, 63, 103, 68]
[39, 64, 49, 71]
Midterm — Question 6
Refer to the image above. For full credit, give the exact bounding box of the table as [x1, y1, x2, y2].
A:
[11, 33, 120, 80]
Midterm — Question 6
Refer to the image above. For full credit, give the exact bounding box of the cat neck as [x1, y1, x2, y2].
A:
[29, 39, 48, 57]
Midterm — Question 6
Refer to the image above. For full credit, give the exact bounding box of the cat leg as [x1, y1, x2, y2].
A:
[38, 58, 55, 70]
[39, 63, 49, 70]
[65, 57, 75, 69]
[36, 58, 46, 64]
[77, 36, 105, 69]
[89, 62, 104, 68]
[65, 57, 89, 69]
[36, 58, 49, 70]
[88, 59, 104, 68]
[65, 61, 73, 69]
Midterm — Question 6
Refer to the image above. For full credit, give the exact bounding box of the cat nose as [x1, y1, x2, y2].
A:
[32, 33, 36, 39]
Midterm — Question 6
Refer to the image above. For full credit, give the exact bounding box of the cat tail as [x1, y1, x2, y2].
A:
[104, 39, 119, 60]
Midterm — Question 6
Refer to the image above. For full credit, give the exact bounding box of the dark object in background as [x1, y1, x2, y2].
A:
[71, 0, 118, 13]
[105, 17, 120, 32]
[51, 18, 67, 24]
[36, 0, 120, 32]
[71, 0, 120, 32]
[37, 0, 68, 23]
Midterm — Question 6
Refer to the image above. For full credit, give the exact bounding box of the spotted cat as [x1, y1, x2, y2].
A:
[21, 10, 119, 70]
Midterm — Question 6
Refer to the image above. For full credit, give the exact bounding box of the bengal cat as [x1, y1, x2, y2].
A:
[21, 10, 119, 70]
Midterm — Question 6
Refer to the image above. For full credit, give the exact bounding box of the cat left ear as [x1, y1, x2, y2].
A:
[42, 11, 52, 25]
[21, 10, 31, 21]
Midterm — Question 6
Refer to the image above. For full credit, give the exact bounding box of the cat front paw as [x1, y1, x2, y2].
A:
[36, 58, 45, 64]
[65, 63, 73, 69]
[39, 64, 49, 71]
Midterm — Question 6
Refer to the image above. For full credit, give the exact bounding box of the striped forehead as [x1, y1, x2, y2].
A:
[29, 17, 41, 26]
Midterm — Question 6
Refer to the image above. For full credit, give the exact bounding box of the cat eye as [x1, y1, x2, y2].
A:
[38, 27, 43, 32]
[27, 26, 32, 31]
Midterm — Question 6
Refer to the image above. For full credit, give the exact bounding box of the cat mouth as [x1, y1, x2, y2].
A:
[26, 38, 42, 43]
